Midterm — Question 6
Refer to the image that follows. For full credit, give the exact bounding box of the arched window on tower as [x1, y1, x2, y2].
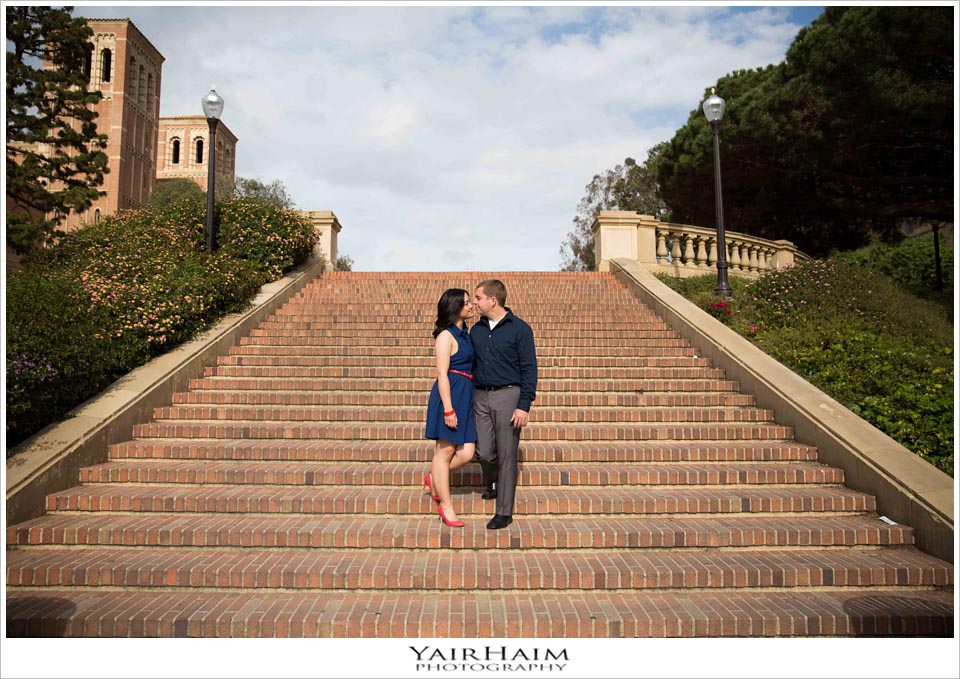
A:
[94, 208, 101, 223]
[101, 49, 112, 83]
[138, 65, 146, 107]
[128, 57, 137, 98]
[172, 139, 180, 165]
[83, 48, 92, 81]
[196, 138, 204, 164]
[146, 73, 154, 112]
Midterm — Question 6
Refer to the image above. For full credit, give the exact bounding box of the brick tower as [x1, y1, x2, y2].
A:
[157, 116, 238, 192]
[60, 18, 164, 230]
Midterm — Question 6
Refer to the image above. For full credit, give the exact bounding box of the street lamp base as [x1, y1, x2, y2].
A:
[714, 265, 733, 298]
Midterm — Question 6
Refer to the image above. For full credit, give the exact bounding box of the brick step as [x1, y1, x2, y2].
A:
[171, 391, 757, 408]
[44, 485, 872, 515]
[292, 297, 643, 305]
[294, 289, 640, 295]
[245, 328, 682, 339]
[131, 420, 793, 441]
[277, 294, 645, 301]
[290, 297, 644, 307]
[186, 377, 741, 392]
[201, 366, 728, 380]
[276, 298, 649, 306]
[302, 275, 623, 282]
[153, 405, 773, 424]
[6, 513, 911, 549]
[78, 461, 842, 486]
[7, 546, 951, 591]
[305, 278, 626, 285]
[255, 320, 672, 330]
[228, 344, 700, 357]
[269, 312, 662, 322]
[110, 439, 816, 462]
[282, 294, 639, 302]
[216, 354, 712, 368]
[6, 588, 952, 637]
[238, 336, 690, 348]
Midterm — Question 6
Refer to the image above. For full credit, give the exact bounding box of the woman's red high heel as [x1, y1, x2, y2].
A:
[437, 503, 464, 527]
[423, 473, 440, 503]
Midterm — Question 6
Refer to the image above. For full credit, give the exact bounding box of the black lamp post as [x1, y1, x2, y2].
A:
[201, 84, 224, 252]
[702, 88, 732, 298]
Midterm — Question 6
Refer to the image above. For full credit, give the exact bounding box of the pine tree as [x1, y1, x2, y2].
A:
[6, 6, 109, 253]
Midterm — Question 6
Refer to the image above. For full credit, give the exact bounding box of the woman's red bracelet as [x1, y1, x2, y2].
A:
[444, 409, 455, 416]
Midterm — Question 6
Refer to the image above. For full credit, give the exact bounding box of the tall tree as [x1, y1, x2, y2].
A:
[656, 7, 954, 256]
[148, 178, 205, 207]
[560, 143, 667, 271]
[6, 6, 109, 253]
[227, 177, 296, 209]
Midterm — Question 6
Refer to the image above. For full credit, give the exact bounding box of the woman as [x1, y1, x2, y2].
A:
[423, 288, 477, 527]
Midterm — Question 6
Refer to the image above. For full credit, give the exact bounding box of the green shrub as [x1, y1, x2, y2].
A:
[833, 236, 953, 308]
[6, 273, 121, 440]
[6, 197, 319, 451]
[658, 259, 954, 476]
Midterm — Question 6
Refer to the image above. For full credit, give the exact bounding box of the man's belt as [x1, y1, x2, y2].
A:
[475, 384, 519, 391]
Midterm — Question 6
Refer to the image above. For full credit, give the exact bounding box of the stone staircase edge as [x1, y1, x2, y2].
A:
[610, 258, 955, 564]
[5, 255, 327, 526]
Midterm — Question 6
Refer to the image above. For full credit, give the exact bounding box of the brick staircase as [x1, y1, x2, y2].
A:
[6, 271, 953, 637]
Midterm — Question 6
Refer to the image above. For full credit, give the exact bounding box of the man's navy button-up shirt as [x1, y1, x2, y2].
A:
[470, 309, 538, 412]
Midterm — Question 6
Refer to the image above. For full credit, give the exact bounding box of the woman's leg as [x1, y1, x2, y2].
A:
[450, 442, 476, 472]
[431, 439, 460, 521]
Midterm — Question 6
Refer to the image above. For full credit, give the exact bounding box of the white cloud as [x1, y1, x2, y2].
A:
[72, 3, 819, 271]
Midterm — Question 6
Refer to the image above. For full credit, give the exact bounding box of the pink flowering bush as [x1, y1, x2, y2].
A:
[6, 196, 318, 451]
[218, 199, 316, 280]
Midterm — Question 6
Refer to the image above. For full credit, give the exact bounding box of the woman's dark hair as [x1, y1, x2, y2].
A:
[432, 288, 468, 338]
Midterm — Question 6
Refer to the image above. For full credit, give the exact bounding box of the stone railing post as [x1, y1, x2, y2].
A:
[769, 240, 800, 270]
[300, 210, 342, 271]
[592, 211, 659, 272]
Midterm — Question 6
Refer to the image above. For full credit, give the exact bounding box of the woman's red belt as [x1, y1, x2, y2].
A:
[449, 369, 474, 380]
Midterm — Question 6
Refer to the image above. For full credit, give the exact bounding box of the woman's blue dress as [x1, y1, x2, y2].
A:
[425, 325, 478, 445]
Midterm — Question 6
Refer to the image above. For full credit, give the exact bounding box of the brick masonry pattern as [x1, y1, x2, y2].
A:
[5, 271, 953, 637]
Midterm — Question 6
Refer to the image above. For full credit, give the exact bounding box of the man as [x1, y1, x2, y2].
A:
[470, 279, 538, 530]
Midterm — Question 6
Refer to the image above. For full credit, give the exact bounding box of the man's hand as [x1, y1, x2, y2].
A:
[510, 409, 529, 428]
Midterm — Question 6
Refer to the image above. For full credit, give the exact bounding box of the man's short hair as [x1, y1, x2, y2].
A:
[477, 279, 507, 307]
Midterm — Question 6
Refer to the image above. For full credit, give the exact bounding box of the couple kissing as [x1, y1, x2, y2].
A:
[423, 279, 538, 530]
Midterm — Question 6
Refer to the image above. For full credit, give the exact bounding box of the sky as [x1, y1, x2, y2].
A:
[68, 2, 826, 271]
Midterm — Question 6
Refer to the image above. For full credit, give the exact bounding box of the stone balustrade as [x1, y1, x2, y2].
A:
[592, 210, 810, 278]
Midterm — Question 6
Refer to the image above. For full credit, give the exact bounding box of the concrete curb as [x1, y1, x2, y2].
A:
[6, 256, 326, 526]
[611, 258, 955, 563]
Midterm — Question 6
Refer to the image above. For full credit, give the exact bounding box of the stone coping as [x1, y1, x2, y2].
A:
[610, 258, 955, 564]
[5, 256, 326, 526]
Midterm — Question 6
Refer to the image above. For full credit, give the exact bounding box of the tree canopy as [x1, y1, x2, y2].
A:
[148, 178, 205, 207]
[655, 6, 954, 256]
[560, 143, 667, 271]
[226, 177, 296, 209]
[6, 6, 108, 253]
